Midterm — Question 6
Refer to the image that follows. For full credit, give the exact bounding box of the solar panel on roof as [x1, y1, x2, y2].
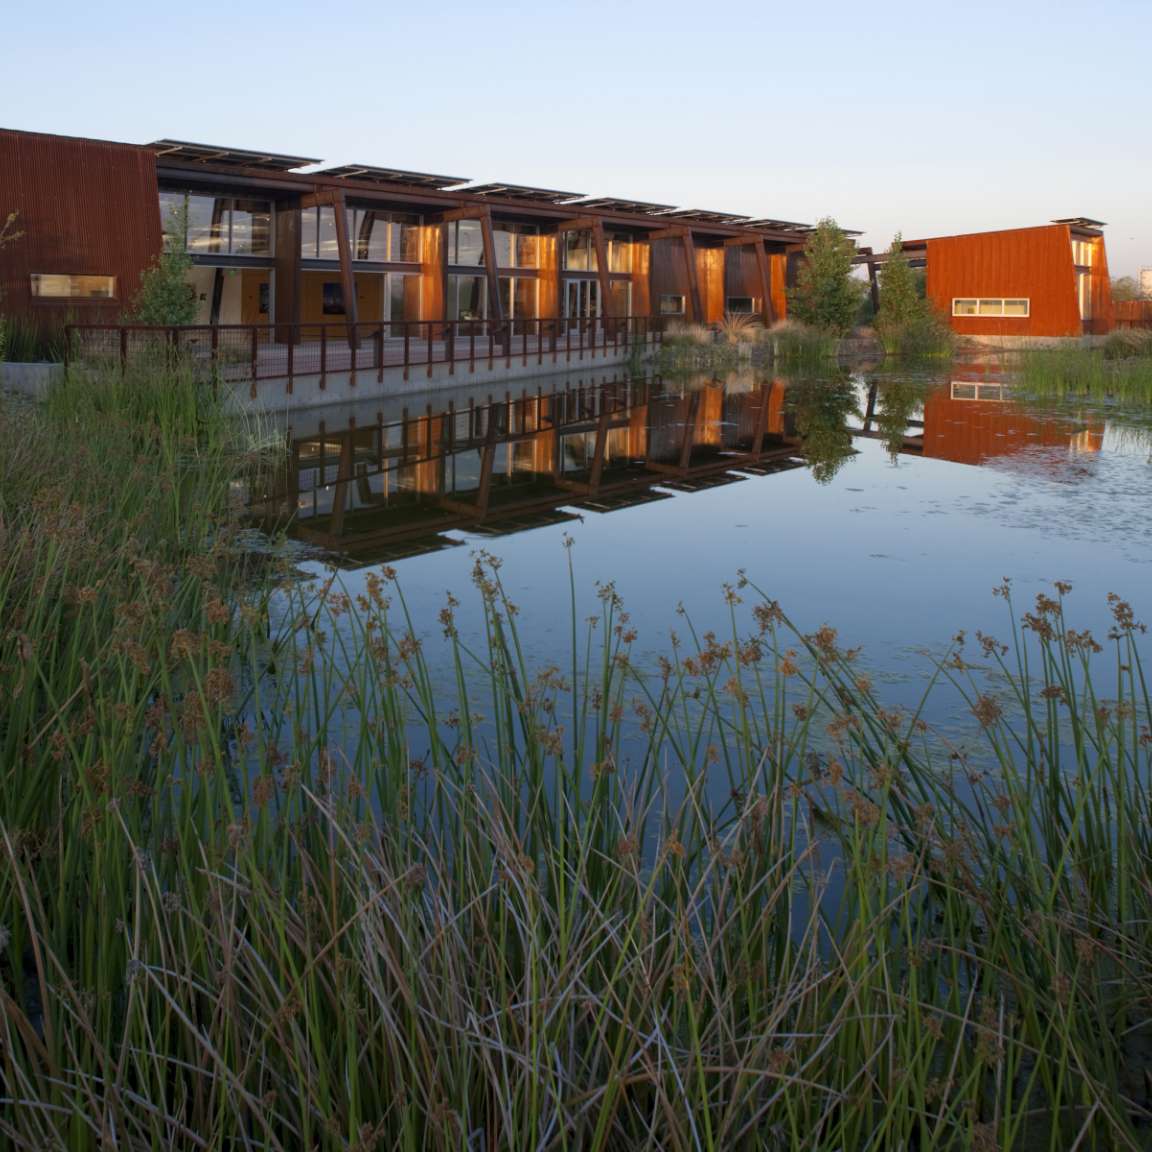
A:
[658, 209, 752, 224]
[150, 139, 320, 172]
[312, 164, 469, 189]
[1052, 216, 1107, 228]
[741, 218, 814, 233]
[569, 197, 678, 214]
[459, 182, 585, 203]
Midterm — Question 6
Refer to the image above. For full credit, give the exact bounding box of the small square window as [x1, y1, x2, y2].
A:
[952, 299, 978, 316]
[726, 296, 756, 314]
[659, 294, 686, 315]
[1002, 299, 1029, 316]
[977, 299, 1003, 316]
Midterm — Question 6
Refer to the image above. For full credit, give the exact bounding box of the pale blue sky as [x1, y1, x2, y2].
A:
[5, 0, 1149, 274]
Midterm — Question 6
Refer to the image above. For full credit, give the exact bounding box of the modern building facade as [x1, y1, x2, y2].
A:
[866, 220, 1114, 338]
[0, 127, 813, 341]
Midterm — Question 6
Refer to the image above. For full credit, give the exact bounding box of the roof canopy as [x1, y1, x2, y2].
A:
[150, 139, 320, 171]
[311, 164, 468, 189]
[456, 182, 585, 204]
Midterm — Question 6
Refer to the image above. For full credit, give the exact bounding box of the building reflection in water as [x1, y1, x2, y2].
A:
[245, 372, 804, 565]
[246, 365, 1108, 567]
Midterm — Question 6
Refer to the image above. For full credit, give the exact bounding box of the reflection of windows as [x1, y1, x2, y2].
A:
[299, 207, 423, 261]
[563, 230, 597, 272]
[951, 381, 1007, 401]
[446, 274, 486, 321]
[30, 273, 116, 299]
[726, 296, 756, 314]
[160, 191, 273, 256]
[1071, 238, 1094, 267]
[322, 282, 345, 315]
[659, 294, 686, 315]
[607, 232, 632, 273]
[952, 298, 1029, 317]
[258, 283, 270, 314]
[446, 220, 484, 265]
[493, 223, 539, 268]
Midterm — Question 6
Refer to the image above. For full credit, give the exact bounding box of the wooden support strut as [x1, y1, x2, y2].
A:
[329, 189, 359, 350]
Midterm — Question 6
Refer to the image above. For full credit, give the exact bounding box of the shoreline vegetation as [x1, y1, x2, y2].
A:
[1, 366, 1152, 1149]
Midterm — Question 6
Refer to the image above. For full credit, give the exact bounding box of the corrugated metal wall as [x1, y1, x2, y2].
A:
[925, 225, 1086, 337]
[0, 129, 161, 326]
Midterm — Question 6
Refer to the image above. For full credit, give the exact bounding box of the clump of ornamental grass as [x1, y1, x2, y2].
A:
[3, 362, 1152, 1149]
[769, 320, 838, 368]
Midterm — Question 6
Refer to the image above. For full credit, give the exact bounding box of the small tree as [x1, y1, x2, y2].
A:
[127, 203, 197, 326]
[1111, 276, 1142, 303]
[875, 234, 952, 357]
[787, 218, 860, 336]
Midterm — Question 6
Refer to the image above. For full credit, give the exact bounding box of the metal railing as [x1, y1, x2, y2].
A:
[64, 316, 668, 397]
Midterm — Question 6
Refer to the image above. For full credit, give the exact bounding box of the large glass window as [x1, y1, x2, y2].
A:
[390, 213, 422, 263]
[388, 273, 421, 333]
[160, 191, 273, 256]
[499, 276, 540, 329]
[230, 198, 272, 256]
[30, 273, 116, 299]
[493, 223, 540, 269]
[609, 281, 633, 316]
[446, 220, 485, 266]
[316, 207, 339, 259]
[351, 209, 389, 261]
[563, 230, 597, 272]
[447, 274, 487, 321]
[607, 232, 632, 274]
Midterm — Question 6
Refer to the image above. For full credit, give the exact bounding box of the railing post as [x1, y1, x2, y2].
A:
[469, 326, 476, 374]
[287, 333, 294, 395]
[427, 324, 433, 379]
[377, 324, 384, 384]
[448, 324, 456, 376]
[403, 325, 411, 383]
[320, 325, 327, 391]
[120, 327, 128, 375]
[250, 326, 258, 398]
[350, 322, 358, 388]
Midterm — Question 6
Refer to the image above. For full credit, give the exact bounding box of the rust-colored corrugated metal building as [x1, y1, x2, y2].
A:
[0, 128, 162, 327]
[899, 220, 1113, 338]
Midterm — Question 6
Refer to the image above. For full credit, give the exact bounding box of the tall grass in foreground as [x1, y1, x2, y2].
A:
[1, 366, 1152, 1148]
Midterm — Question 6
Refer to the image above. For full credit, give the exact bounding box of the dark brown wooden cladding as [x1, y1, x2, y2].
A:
[0, 129, 162, 326]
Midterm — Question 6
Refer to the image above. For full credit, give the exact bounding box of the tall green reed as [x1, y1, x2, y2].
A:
[1, 362, 1151, 1149]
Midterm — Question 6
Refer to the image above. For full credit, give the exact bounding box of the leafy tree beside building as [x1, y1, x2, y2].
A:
[787, 218, 861, 336]
[127, 204, 197, 326]
[875, 234, 952, 357]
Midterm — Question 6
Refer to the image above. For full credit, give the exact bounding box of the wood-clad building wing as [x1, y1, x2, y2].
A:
[0, 129, 162, 326]
[0, 126, 816, 336]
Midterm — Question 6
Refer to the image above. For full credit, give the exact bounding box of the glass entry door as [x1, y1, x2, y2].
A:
[564, 278, 600, 324]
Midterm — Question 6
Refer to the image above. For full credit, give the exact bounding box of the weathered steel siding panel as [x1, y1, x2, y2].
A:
[0, 129, 161, 325]
[925, 225, 1081, 337]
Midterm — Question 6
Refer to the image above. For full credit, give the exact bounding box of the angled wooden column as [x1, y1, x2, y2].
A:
[590, 220, 612, 318]
[478, 211, 506, 346]
[329, 190, 359, 349]
[274, 198, 301, 343]
[441, 204, 505, 344]
[754, 240, 774, 326]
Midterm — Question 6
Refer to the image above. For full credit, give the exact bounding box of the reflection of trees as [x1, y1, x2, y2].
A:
[873, 379, 930, 461]
[787, 374, 859, 484]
